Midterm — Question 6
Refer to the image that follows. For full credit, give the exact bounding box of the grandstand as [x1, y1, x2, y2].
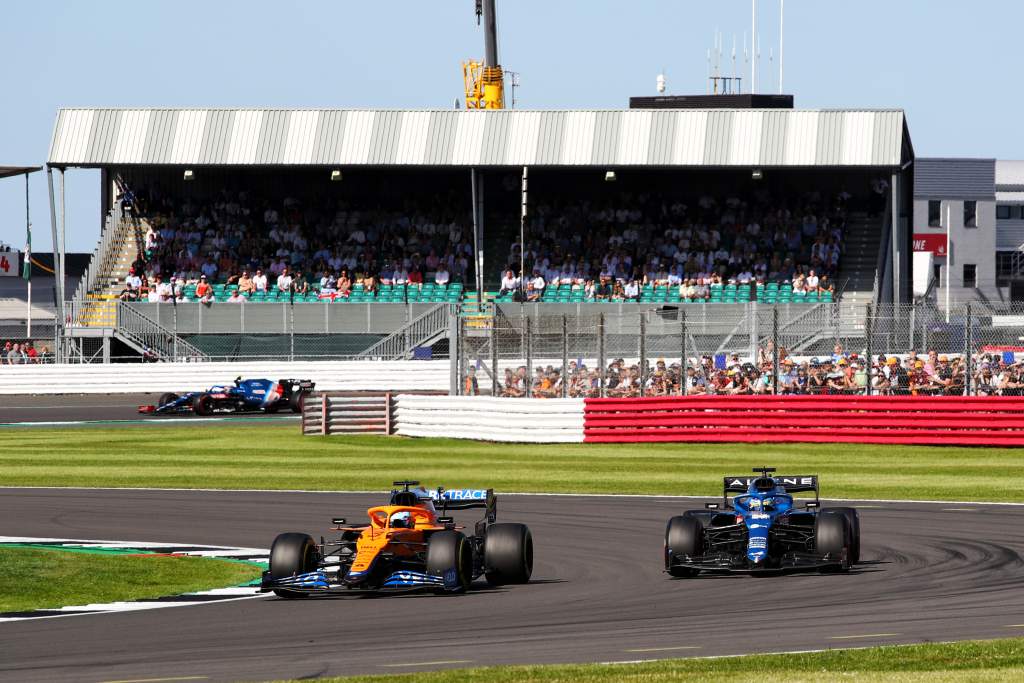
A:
[43, 107, 914, 362]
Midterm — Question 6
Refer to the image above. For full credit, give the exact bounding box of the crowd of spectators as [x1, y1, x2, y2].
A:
[477, 345, 1024, 398]
[499, 189, 848, 302]
[115, 186, 474, 303]
[2, 340, 50, 364]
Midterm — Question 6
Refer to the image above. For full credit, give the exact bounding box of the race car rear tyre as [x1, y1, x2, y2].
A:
[263, 400, 280, 414]
[192, 394, 212, 416]
[289, 390, 306, 414]
[826, 507, 860, 564]
[426, 530, 473, 592]
[158, 392, 179, 408]
[269, 532, 319, 598]
[665, 515, 703, 578]
[484, 523, 533, 586]
[815, 512, 850, 571]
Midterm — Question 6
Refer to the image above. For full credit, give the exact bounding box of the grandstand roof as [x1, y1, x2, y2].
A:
[47, 108, 912, 169]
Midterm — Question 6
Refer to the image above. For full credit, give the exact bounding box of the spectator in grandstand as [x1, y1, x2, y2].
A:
[291, 270, 309, 295]
[499, 270, 518, 297]
[252, 269, 268, 293]
[227, 290, 245, 304]
[337, 270, 352, 297]
[526, 272, 545, 302]
[276, 268, 293, 293]
[196, 275, 214, 304]
[434, 265, 450, 286]
[238, 271, 255, 296]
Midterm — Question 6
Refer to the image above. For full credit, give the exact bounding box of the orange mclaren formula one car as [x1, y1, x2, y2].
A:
[260, 482, 533, 597]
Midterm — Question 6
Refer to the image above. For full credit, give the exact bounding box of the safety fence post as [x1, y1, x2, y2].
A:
[490, 316, 499, 397]
[772, 306, 780, 395]
[561, 314, 569, 398]
[384, 391, 393, 435]
[524, 315, 532, 398]
[638, 312, 647, 398]
[598, 312, 606, 398]
[964, 302, 973, 396]
[864, 302, 873, 396]
[680, 309, 687, 396]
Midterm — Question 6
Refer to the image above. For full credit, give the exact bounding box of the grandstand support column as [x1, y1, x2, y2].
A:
[964, 302, 973, 396]
[561, 314, 569, 398]
[470, 169, 485, 298]
[102, 336, 110, 364]
[891, 172, 901, 305]
[597, 312, 606, 398]
[638, 312, 647, 398]
[680, 311, 687, 396]
[59, 169, 67, 315]
[771, 306, 780, 395]
[45, 166, 64, 362]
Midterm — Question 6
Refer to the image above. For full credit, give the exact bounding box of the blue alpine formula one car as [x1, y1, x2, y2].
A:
[139, 377, 315, 416]
[664, 467, 860, 576]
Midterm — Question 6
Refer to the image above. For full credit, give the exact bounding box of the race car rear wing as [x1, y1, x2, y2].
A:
[721, 473, 819, 507]
[429, 488, 497, 523]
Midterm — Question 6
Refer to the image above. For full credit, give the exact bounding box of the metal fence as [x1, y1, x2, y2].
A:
[456, 302, 1024, 398]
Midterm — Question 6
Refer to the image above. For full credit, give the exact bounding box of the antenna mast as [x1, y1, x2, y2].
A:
[751, 0, 757, 93]
[779, 0, 785, 94]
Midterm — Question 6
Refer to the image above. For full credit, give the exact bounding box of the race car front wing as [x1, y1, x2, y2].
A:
[668, 548, 849, 574]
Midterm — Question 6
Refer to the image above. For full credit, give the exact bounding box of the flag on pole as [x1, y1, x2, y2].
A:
[22, 222, 31, 281]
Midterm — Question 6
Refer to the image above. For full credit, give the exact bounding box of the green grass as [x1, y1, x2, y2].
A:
[1, 425, 1022, 501]
[279, 639, 1024, 682]
[0, 546, 261, 613]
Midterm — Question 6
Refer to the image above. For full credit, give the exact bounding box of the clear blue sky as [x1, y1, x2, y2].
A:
[1, 0, 1021, 253]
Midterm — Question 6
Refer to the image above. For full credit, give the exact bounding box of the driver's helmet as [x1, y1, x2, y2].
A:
[390, 511, 413, 529]
[762, 496, 776, 511]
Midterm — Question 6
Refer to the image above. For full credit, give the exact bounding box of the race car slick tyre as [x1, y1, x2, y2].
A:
[289, 390, 306, 414]
[484, 523, 533, 586]
[815, 512, 850, 572]
[826, 507, 861, 565]
[269, 532, 318, 598]
[426, 530, 473, 592]
[192, 394, 212, 416]
[665, 515, 703, 578]
[158, 392, 178, 408]
[263, 400, 280, 414]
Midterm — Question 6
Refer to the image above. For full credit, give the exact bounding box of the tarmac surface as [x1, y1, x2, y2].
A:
[0, 393, 298, 425]
[1, 488, 1023, 682]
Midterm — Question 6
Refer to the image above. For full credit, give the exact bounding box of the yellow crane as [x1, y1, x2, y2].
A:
[463, 0, 505, 109]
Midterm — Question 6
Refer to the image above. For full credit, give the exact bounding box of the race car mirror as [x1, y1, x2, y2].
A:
[705, 503, 720, 509]
[331, 518, 346, 525]
[804, 502, 820, 509]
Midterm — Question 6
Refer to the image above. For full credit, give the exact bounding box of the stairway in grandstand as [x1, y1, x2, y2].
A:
[70, 208, 146, 328]
[460, 291, 495, 332]
[837, 211, 883, 297]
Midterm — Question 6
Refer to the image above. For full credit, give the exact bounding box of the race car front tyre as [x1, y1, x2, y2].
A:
[269, 532, 319, 598]
[825, 507, 860, 564]
[158, 392, 179, 408]
[484, 523, 533, 586]
[192, 394, 212, 416]
[289, 390, 306, 414]
[665, 515, 703, 577]
[815, 512, 850, 571]
[426, 530, 473, 592]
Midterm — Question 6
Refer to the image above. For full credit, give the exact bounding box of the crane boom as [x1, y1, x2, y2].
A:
[463, 0, 504, 109]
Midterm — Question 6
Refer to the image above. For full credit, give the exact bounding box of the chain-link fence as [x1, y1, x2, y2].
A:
[456, 302, 1024, 398]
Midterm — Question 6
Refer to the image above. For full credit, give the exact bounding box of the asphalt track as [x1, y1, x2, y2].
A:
[0, 394, 297, 425]
[2, 489, 1023, 682]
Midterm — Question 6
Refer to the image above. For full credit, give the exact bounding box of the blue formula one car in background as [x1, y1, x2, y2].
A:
[139, 377, 315, 416]
[664, 467, 860, 576]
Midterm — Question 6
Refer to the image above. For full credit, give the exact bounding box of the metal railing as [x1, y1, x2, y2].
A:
[116, 301, 208, 361]
[356, 304, 453, 360]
